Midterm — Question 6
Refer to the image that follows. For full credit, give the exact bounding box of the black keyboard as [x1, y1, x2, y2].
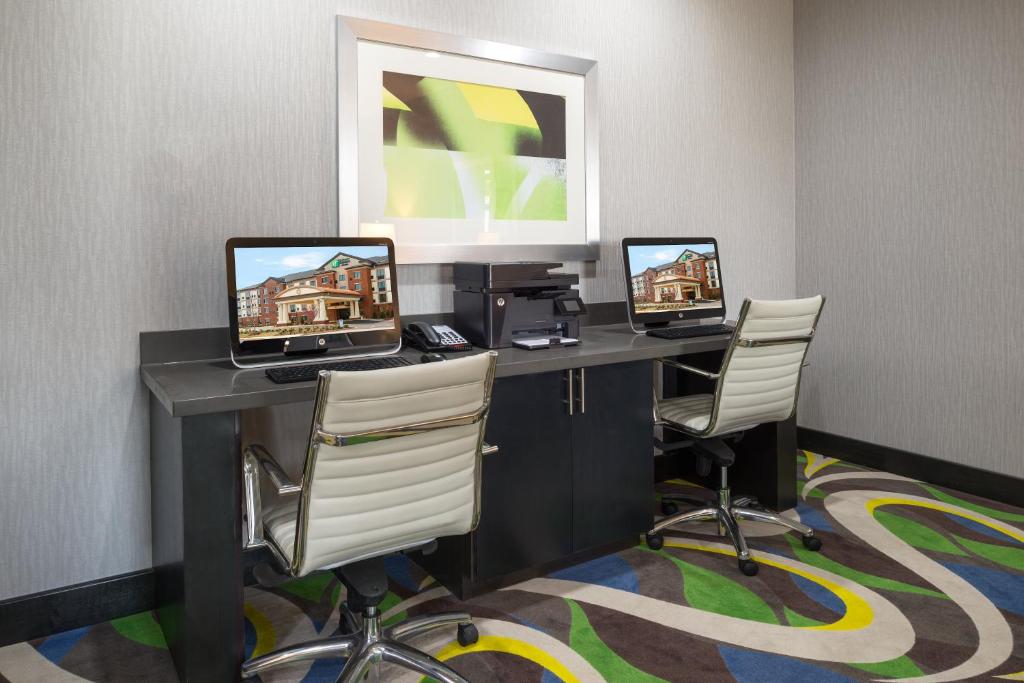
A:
[265, 355, 413, 384]
[646, 324, 734, 340]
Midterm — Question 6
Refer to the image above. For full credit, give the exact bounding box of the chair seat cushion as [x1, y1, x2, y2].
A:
[264, 500, 299, 564]
[658, 394, 714, 433]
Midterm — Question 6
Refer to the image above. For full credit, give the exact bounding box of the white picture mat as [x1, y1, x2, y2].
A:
[356, 41, 587, 247]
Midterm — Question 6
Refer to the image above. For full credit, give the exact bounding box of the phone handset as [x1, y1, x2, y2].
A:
[402, 322, 472, 352]
[408, 321, 441, 346]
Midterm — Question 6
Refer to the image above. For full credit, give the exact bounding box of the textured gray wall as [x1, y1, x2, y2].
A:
[0, 0, 795, 599]
[794, 0, 1024, 477]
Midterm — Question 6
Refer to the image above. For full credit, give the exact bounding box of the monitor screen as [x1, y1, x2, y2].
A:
[226, 238, 401, 360]
[624, 240, 723, 317]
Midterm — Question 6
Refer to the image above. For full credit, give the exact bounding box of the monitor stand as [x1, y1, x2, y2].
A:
[229, 337, 403, 370]
[627, 313, 725, 335]
[282, 334, 336, 356]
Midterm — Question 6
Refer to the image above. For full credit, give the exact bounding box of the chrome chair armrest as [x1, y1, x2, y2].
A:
[244, 444, 301, 495]
[314, 404, 489, 447]
[482, 442, 498, 456]
[736, 334, 812, 348]
[655, 357, 721, 380]
[242, 444, 301, 550]
[242, 449, 265, 549]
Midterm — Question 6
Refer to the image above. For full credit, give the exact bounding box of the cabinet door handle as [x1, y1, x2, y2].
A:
[576, 367, 586, 414]
[563, 369, 574, 416]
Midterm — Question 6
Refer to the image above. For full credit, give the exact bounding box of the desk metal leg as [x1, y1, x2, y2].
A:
[730, 416, 798, 511]
[151, 396, 243, 682]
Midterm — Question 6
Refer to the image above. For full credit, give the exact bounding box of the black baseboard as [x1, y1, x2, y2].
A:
[0, 570, 154, 647]
[798, 427, 1024, 509]
[0, 546, 273, 647]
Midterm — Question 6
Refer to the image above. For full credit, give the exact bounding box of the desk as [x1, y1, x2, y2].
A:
[140, 322, 796, 682]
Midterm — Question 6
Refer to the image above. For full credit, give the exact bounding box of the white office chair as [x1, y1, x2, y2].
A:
[646, 296, 825, 576]
[240, 351, 498, 683]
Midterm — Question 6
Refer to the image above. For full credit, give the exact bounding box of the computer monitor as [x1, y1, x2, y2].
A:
[226, 237, 401, 366]
[621, 237, 725, 328]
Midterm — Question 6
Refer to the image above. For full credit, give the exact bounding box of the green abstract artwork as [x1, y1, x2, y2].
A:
[382, 72, 567, 221]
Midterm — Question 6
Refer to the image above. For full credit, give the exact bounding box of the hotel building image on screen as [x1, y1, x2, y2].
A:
[630, 248, 721, 312]
[236, 251, 393, 331]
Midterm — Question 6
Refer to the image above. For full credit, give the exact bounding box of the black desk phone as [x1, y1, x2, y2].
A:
[402, 322, 473, 352]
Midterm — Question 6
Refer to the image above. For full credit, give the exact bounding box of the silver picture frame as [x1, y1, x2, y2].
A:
[337, 16, 600, 264]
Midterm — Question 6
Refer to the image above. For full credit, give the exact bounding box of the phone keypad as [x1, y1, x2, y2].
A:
[435, 325, 472, 350]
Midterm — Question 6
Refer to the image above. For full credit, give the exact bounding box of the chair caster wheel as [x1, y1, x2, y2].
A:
[738, 559, 759, 576]
[457, 622, 479, 647]
[802, 535, 822, 551]
[645, 533, 664, 550]
[661, 500, 679, 515]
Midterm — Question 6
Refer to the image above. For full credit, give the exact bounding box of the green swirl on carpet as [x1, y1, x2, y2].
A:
[280, 573, 334, 603]
[566, 598, 667, 683]
[921, 485, 1024, 522]
[873, 510, 968, 556]
[642, 547, 778, 624]
[784, 535, 947, 599]
[110, 612, 167, 649]
[953, 535, 1024, 570]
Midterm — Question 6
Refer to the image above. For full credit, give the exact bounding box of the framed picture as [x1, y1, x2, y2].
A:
[337, 17, 599, 264]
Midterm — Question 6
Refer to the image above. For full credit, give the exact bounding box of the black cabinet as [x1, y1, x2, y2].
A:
[474, 371, 573, 579]
[471, 362, 653, 583]
[570, 362, 653, 551]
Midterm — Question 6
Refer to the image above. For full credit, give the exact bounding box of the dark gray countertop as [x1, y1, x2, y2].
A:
[140, 323, 732, 417]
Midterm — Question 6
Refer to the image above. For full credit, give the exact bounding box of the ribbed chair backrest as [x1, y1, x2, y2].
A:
[288, 351, 497, 576]
[704, 296, 824, 438]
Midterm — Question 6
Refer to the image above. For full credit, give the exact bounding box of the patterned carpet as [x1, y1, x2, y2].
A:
[2, 451, 1023, 682]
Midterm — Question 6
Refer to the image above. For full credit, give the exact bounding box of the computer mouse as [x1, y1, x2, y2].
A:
[420, 353, 447, 363]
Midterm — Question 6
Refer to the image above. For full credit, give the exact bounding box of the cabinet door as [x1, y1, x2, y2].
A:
[570, 361, 654, 552]
[474, 371, 573, 580]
